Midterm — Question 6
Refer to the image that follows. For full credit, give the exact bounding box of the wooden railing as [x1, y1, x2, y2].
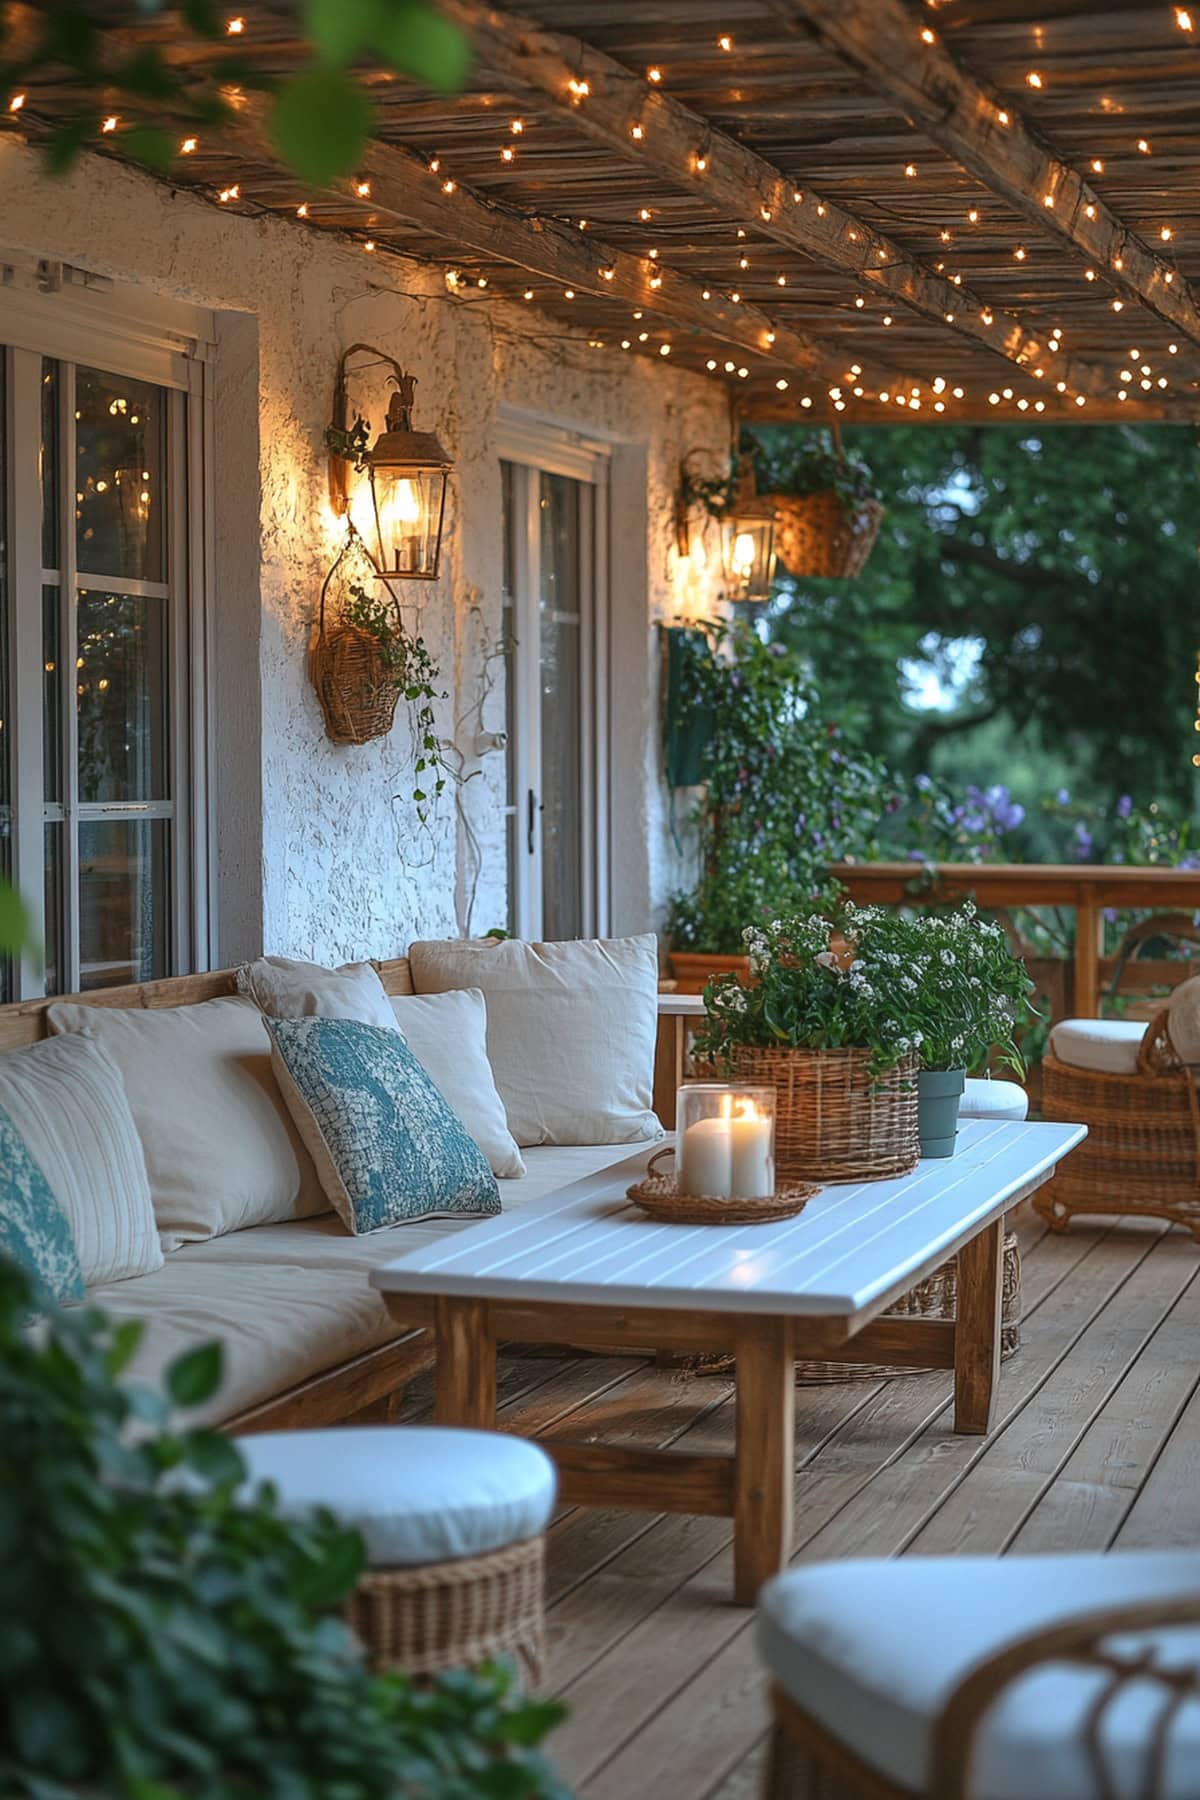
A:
[828, 862, 1200, 1019]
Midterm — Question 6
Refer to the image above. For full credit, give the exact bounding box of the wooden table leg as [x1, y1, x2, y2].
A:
[953, 1219, 1003, 1435]
[434, 1297, 496, 1428]
[733, 1317, 794, 1605]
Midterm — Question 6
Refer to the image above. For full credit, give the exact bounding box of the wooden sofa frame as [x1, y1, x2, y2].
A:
[0, 961, 690, 1434]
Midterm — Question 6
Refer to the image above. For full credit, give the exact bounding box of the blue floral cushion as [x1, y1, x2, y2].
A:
[267, 1017, 501, 1235]
[0, 1104, 85, 1304]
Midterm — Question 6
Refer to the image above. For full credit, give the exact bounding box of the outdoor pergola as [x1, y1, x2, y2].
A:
[9, 0, 1200, 428]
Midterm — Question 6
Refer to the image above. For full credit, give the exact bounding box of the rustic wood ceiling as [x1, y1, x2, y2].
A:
[9, 0, 1200, 425]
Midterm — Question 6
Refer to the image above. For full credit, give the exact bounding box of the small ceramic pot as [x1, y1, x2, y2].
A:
[917, 1067, 966, 1159]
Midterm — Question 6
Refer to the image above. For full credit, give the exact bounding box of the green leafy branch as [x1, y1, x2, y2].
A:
[341, 581, 453, 822]
[1, 0, 471, 185]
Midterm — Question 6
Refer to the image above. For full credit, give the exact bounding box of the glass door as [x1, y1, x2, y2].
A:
[501, 442, 609, 941]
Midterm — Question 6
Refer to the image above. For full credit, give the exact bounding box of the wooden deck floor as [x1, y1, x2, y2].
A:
[397, 1204, 1200, 1799]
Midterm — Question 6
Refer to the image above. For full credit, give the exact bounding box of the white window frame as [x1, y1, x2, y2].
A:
[0, 257, 214, 999]
[498, 412, 611, 940]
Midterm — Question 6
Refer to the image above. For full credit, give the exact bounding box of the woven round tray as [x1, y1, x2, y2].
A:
[626, 1172, 818, 1225]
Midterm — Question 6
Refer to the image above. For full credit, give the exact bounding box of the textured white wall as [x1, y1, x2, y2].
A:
[0, 138, 728, 961]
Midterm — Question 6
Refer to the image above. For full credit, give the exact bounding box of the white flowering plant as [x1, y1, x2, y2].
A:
[694, 903, 1033, 1078]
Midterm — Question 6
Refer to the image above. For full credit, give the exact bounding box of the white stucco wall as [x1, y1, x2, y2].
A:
[0, 138, 728, 963]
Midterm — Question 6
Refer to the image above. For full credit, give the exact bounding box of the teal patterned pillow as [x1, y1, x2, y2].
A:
[0, 1104, 85, 1304]
[267, 1017, 501, 1235]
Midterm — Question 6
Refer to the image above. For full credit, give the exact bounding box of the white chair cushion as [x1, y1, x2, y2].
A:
[1167, 974, 1200, 1064]
[758, 1553, 1200, 1799]
[408, 934, 663, 1148]
[959, 1078, 1029, 1122]
[1049, 1018, 1146, 1076]
[389, 989, 525, 1179]
[232, 1426, 557, 1565]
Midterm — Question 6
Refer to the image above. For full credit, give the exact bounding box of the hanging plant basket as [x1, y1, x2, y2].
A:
[769, 490, 885, 581]
[310, 622, 401, 747]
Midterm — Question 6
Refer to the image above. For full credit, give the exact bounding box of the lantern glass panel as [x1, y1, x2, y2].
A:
[720, 515, 776, 603]
[371, 464, 447, 579]
[676, 1082, 776, 1199]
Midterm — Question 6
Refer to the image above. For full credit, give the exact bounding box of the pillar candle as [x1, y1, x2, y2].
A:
[679, 1115, 733, 1198]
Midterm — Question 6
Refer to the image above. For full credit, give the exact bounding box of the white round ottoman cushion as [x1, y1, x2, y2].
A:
[1049, 1017, 1146, 1076]
[959, 1078, 1028, 1122]
[234, 1426, 557, 1566]
[757, 1552, 1200, 1799]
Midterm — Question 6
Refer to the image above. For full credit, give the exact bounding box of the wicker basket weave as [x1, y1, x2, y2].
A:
[310, 623, 401, 746]
[1037, 1008, 1200, 1239]
[770, 491, 884, 580]
[731, 1045, 920, 1183]
[345, 1536, 546, 1683]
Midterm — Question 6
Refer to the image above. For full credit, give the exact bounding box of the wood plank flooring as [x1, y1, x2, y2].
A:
[396, 1205, 1200, 1799]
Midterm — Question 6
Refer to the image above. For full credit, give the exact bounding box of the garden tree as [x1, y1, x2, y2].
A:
[763, 423, 1200, 817]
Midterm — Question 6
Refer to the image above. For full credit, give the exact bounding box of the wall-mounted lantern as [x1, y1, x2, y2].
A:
[327, 342, 453, 580]
[720, 455, 777, 604]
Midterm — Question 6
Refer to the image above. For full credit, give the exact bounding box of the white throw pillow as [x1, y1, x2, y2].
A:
[407, 935, 663, 1148]
[0, 1032, 161, 1285]
[48, 996, 328, 1249]
[237, 955, 397, 1031]
[389, 990, 525, 1178]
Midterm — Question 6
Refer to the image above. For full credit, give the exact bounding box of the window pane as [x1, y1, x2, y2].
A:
[43, 822, 63, 997]
[539, 471, 583, 941]
[43, 585, 61, 803]
[76, 588, 167, 803]
[41, 358, 59, 572]
[78, 817, 168, 990]
[75, 367, 164, 581]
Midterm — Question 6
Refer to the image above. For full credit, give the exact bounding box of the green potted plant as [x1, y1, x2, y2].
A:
[0, 1257, 567, 1798]
[750, 430, 884, 580]
[867, 903, 1034, 1157]
[664, 617, 898, 987]
[693, 908, 921, 1182]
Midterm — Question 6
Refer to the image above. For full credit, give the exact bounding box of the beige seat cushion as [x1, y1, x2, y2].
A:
[1049, 1017, 1146, 1076]
[89, 1143, 642, 1424]
[408, 935, 663, 1148]
[49, 996, 327, 1250]
[0, 1032, 161, 1285]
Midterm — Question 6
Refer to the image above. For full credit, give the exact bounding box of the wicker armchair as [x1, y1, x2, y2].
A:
[1038, 1009, 1200, 1240]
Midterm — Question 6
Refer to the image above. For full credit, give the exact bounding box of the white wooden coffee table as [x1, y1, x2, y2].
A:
[373, 1118, 1085, 1602]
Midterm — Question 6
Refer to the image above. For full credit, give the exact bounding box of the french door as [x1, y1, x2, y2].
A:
[500, 423, 610, 941]
[0, 273, 209, 1001]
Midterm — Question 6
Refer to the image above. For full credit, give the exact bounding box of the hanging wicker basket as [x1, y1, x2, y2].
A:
[730, 1044, 919, 1183]
[769, 490, 885, 580]
[310, 528, 401, 747]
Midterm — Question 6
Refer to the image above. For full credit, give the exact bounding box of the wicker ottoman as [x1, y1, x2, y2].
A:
[233, 1425, 556, 1682]
[1039, 1011, 1200, 1240]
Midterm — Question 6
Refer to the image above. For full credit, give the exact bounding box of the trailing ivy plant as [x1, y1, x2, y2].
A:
[0, 0, 470, 185]
[665, 617, 901, 955]
[0, 1256, 568, 1800]
[342, 581, 451, 821]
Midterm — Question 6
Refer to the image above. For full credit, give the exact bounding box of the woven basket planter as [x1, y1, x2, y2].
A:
[345, 1535, 546, 1684]
[769, 491, 884, 580]
[310, 623, 401, 746]
[730, 1045, 920, 1183]
[1038, 1009, 1200, 1239]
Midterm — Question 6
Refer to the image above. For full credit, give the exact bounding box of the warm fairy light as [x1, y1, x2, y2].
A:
[511, 118, 524, 133]
[364, 239, 376, 252]
[1178, 6, 1194, 28]
[445, 269, 462, 289]
[848, 229, 858, 241]
[905, 162, 917, 177]
[1002, 386, 1013, 399]
[1092, 158, 1104, 173]
[705, 357, 716, 369]
[564, 288, 575, 299]
[647, 65, 662, 82]
[997, 109, 1010, 125]
[1085, 268, 1097, 280]
[940, 229, 951, 242]
[631, 123, 644, 139]
[725, 360, 736, 373]
[659, 343, 671, 355]
[953, 386, 964, 399]
[1026, 70, 1043, 88]
[181, 136, 198, 154]
[877, 247, 887, 260]
[523, 288, 534, 300]
[981, 308, 994, 324]
[718, 34, 733, 50]
[296, 203, 309, 218]
[428, 158, 440, 172]
[800, 397, 813, 410]
[988, 391, 1000, 405]
[738, 367, 749, 379]
[1085, 204, 1096, 219]
[775, 378, 788, 390]
[355, 179, 371, 196]
[776, 274, 787, 286]
[883, 314, 893, 325]
[967, 209, 979, 223]
[944, 311, 954, 322]
[765, 331, 776, 343]
[500, 146, 514, 161]
[1137, 138, 1151, 153]
[794, 189, 803, 202]
[701, 288, 712, 299]
[649, 274, 663, 288]
[1043, 192, 1054, 207]
[639, 207, 652, 220]
[730, 290, 741, 302]
[1112, 299, 1124, 311]
[694, 154, 708, 172]
[648, 246, 658, 258]
[1166, 271, 1176, 283]
[1014, 245, 1027, 260]
[442, 179, 455, 194]
[920, 26, 935, 42]
[568, 78, 590, 99]
[761, 206, 772, 221]
[1170, 342, 1179, 353]
[226, 15, 245, 32]
[1056, 380, 1067, 392]
[816, 203, 826, 216]
[1075, 395, 1086, 406]
[8, 92, 25, 111]
[101, 115, 118, 132]
[600, 266, 614, 280]
[739, 255, 750, 269]
[1161, 226, 1173, 240]
[579, 219, 588, 230]
[218, 184, 239, 202]
[855, 295, 865, 308]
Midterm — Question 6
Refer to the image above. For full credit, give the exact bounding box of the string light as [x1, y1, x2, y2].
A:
[855, 295, 865, 307]
[1026, 70, 1043, 88]
[568, 78, 590, 100]
[101, 115, 118, 133]
[225, 14, 245, 32]
[883, 314, 893, 325]
[364, 239, 376, 252]
[1179, 7, 1195, 29]
[647, 65, 662, 82]
[1160, 225, 1173, 240]
[694, 153, 708, 173]
[355, 179, 371, 197]
[997, 109, 1010, 126]
[1091, 158, 1104, 173]
[8, 92, 25, 111]
[718, 34, 733, 50]
[631, 123, 644, 139]
[442, 179, 455, 194]
[706, 358, 717, 370]
[510, 118, 524, 133]
[905, 162, 917, 177]
[775, 378, 788, 390]
[180, 136, 198, 154]
[1014, 245, 1027, 260]
[428, 158, 440, 172]
[218, 183, 240, 202]
[730, 290, 741, 303]
[967, 209, 979, 224]
[920, 26, 935, 43]
[1085, 268, 1097, 280]
[659, 343, 671, 355]
[523, 288, 534, 300]
[639, 207, 652, 220]
[1137, 138, 1151, 153]
[500, 145, 514, 161]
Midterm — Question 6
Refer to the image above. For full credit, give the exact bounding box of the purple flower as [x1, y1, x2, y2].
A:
[915, 773, 933, 793]
[907, 848, 929, 862]
[1117, 794, 1133, 819]
[1055, 787, 1070, 805]
[1073, 820, 1094, 860]
[1103, 907, 1118, 923]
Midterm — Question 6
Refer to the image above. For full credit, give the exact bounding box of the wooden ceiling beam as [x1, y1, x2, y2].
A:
[438, 0, 1150, 405]
[782, 0, 1200, 360]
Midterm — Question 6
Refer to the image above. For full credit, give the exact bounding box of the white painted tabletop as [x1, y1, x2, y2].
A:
[371, 1118, 1086, 1320]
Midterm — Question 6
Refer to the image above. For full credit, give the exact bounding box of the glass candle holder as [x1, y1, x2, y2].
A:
[676, 1083, 776, 1199]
